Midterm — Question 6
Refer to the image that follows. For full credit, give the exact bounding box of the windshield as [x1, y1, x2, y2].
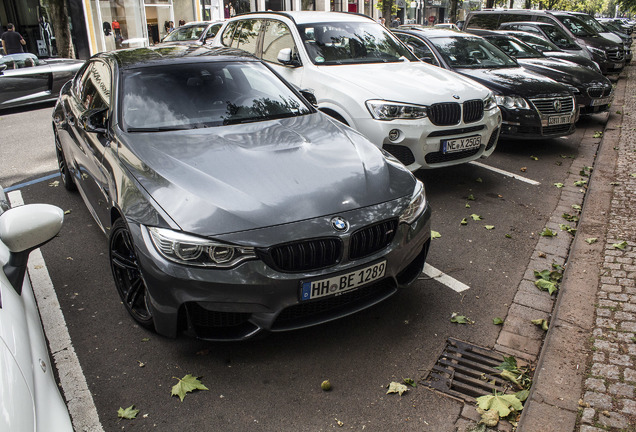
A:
[602, 21, 623, 33]
[511, 33, 558, 52]
[575, 14, 605, 34]
[486, 36, 542, 59]
[428, 36, 518, 68]
[162, 25, 208, 42]
[297, 21, 417, 65]
[540, 24, 581, 49]
[122, 61, 312, 131]
[554, 15, 596, 37]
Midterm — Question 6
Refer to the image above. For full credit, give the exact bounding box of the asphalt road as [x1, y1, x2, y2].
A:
[0, 104, 608, 431]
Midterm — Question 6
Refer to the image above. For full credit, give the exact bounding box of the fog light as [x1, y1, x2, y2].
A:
[388, 129, 400, 141]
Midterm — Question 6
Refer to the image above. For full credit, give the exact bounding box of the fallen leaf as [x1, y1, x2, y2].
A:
[465, 203, 471, 208]
[479, 408, 499, 427]
[505, 234, 512, 239]
[535, 279, 558, 295]
[520, 167, 527, 172]
[476, 178, 483, 183]
[515, 389, 530, 402]
[431, 230, 441, 239]
[553, 183, 564, 188]
[493, 317, 504, 325]
[118, 405, 139, 420]
[585, 238, 598, 244]
[137, 360, 145, 368]
[141, 337, 150, 342]
[467, 194, 476, 201]
[64, 209, 72, 215]
[403, 378, 416, 387]
[470, 214, 483, 221]
[610, 181, 620, 185]
[49, 180, 60, 187]
[530, 155, 538, 160]
[572, 204, 582, 212]
[451, 312, 474, 324]
[574, 180, 587, 187]
[475, 393, 523, 418]
[387, 381, 409, 396]
[500, 369, 522, 387]
[484, 225, 495, 230]
[531, 318, 549, 331]
[460, 218, 468, 225]
[540, 228, 556, 237]
[593, 131, 603, 138]
[613, 241, 628, 250]
[171, 374, 209, 402]
[631, 173, 636, 178]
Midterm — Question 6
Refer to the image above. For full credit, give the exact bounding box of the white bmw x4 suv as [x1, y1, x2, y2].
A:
[213, 11, 502, 170]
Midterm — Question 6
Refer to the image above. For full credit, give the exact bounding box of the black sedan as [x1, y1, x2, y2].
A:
[160, 21, 223, 45]
[0, 52, 83, 110]
[470, 30, 613, 114]
[52, 45, 431, 341]
[393, 28, 578, 139]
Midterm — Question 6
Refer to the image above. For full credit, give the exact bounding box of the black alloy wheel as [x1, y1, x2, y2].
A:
[109, 219, 155, 330]
[54, 128, 76, 191]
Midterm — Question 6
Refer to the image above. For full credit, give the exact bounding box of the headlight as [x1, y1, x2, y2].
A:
[148, 227, 256, 268]
[399, 180, 427, 225]
[587, 46, 607, 60]
[494, 95, 531, 110]
[484, 92, 498, 110]
[565, 85, 580, 94]
[366, 100, 428, 120]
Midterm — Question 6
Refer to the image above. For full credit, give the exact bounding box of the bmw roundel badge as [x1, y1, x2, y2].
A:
[331, 216, 349, 232]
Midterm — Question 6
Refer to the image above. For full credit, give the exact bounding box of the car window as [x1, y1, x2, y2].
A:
[541, 24, 579, 49]
[513, 33, 555, 52]
[466, 14, 499, 30]
[121, 61, 312, 131]
[261, 20, 299, 65]
[487, 36, 541, 59]
[554, 16, 595, 37]
[232, 19, 262, 54]
[398, 34, 439, 66]
[221, 21, 238, 47]
[575, 14, 604, 34]
[428, 36, 518, 68]
[79, 61, 111, 111]
[162, 25, 208, 42]
[297, 21, 417, 65]
[205, 23, 222, 41]
[0, 53, 40, 69]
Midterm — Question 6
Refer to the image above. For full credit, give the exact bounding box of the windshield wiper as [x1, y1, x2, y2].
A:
[126, 125, 197, 132]
[223, 112, 300, 125]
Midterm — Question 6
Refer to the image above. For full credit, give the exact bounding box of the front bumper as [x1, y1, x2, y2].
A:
[128, 199, 432, 341]
[356, 107, 502, 171]
[499, 99, 578, 139]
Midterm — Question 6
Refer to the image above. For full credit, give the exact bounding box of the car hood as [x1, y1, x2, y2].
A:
[454, 67, 570, 98]
[317, 61, 489, 103]
[516, 57, 609, 87]
[119, 114, 415, 236]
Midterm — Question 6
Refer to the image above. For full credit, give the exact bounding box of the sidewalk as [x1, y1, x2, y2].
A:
[518, 63, 636, 430]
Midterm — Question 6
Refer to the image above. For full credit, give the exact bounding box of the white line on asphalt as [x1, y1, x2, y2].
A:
[422, 263, 471, 293]
[469, 161, 541, 185]
[8, 191, 104, 432]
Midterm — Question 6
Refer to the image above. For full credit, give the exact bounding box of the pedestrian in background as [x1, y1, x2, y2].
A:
[1, 23, 26, 55]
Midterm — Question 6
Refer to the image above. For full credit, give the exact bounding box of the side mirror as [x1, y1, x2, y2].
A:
[299, 89, 318, 107]
[277, 48, 300, 66]
[81, 107, 108, 134]
[1, 204, 64, 292]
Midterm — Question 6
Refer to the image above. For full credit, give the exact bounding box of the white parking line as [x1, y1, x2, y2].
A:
[422, 263, 471, 293]
[469, 161, 541, 186]
[8, 191, 104, 432]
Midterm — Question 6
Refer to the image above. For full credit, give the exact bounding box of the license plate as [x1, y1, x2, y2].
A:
[442, 135, 481, 154]
[547, 115, 572, 126]
[591, 96, 611, 106]
[614, 63, 623, 69]
[300, 261, 386, 301]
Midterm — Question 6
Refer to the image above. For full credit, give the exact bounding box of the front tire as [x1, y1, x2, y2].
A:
[109, 219, 155, 330]
[54, 129, 76, 192]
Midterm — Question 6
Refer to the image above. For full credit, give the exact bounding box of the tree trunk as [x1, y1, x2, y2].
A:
[45, 0, 75, 58]
[449, 0, 458, 22]
[382, 0, 394, 23]
[485, 0, 495, 8]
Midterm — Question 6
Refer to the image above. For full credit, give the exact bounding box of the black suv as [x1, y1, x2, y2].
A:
[465, 9, 625, 74]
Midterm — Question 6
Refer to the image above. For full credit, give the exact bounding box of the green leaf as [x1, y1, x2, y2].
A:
[485, 225, 495, 230]
[631, 173, 636, 178]
[515, 389, 530, 402]
[49, 180, 60, 187]
[500, 369, 522, 388]
[171, 374, 209, 402]
[505, 234, 512, 238]
[493, 317, 504, 325]
[562, 213, 579, 222]
[475, 393, 523, 417]
[593, 131, 603, 138]
[467, 194, 476, 201]
[535, 279, 558, 295]
[496, 355, 517, 372]
[479, 408, 500, 427]
[534, 269, 551, 280]
[572, 204, 582, 212]
[476, 177, 483, 183]
[64, 209, 72, 215]
[470, 214, 483, 221]
[613, 241, 628, 250]
[387, 381, 409, 396]
[431, 230, 441, 239]
[530, 155, 538, 160]
[586, 238, 598, 244]
[403, 378, 416, 387]
[141, 338, 150, 342]
[465, 203, 471, 208]
[118, 405, 140, 420]
[553, 182, 564, 188]
[540, 228, 556, 237]
[574, 180, 588, 187]
[531, 318, 549, 331]
[460, 218, 468, 225]
[450, 312, 474, 324]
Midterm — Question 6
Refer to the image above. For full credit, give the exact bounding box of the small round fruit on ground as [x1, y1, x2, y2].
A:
[109, 218, 155, 330]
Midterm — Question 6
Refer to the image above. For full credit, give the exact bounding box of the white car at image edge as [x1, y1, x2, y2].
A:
[0, 189, 73, 432]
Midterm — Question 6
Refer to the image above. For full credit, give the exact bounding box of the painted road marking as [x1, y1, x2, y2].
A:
[8, 190, 104, 432]
[3, 172, 59, 193]
[469, 161, 541, 186]
[422, 263, 470, 293]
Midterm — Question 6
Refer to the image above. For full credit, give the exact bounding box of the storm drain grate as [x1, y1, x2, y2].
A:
[422, 338, 511, 403]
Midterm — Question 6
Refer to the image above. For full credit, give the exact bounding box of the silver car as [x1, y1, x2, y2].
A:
[52, 45, 432, 341]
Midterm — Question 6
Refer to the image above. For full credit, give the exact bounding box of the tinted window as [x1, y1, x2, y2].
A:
[261, 20, 299, 64]
[428, 36, 518, 68]
[541, 24, 580, 49]
[466, 14, 500, 30]
[162, 25, 208, 42]
[297, 21, 417, 65]
[486, 36, 541, 59]
[80, 61, 111, 110]
[555, 15, 595, 37]
[0, 53, 41, 69]
[512, 33, 556, 52]
[397, 34, 439, 66]
[121, 61, 312, 131]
